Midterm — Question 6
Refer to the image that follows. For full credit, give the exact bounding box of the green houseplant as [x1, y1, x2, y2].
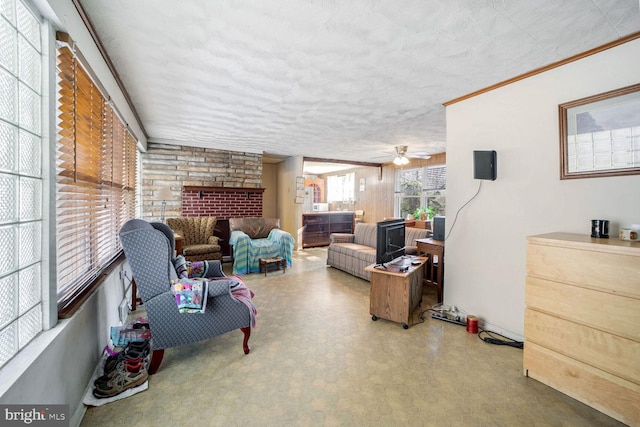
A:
[413, 206, 435, 221]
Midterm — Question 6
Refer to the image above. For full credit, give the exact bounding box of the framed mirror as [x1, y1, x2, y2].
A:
[559, 83, 640, 179]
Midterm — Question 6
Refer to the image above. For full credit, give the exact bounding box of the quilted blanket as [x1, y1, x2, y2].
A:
[229, 228, 294, 275]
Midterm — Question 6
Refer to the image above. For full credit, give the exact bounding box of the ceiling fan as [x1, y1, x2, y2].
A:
[373, 145, 431, 165]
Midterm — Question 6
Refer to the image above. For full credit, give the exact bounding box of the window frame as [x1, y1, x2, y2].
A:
[394, 165, 446, 219]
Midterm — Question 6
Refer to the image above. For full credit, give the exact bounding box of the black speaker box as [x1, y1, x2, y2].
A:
[433, 216, 445, 241]
[474, 150, 497, 180]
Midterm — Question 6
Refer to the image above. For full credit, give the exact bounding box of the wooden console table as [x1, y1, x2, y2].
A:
[365, 257, 426, 329]
[416, 238, 444, 303]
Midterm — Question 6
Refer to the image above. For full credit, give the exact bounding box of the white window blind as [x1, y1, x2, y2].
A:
[55, 35, 137, 315]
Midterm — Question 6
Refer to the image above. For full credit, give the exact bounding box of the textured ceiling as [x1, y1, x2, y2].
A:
[78, 0, 640, 164]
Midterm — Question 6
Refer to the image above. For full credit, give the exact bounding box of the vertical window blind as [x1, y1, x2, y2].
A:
[56, 34, 137, 315]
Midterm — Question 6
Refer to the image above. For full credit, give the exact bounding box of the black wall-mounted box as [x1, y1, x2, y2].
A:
[473, 150, 497, 181]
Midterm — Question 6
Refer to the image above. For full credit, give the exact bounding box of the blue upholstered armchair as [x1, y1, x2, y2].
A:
[228, 217, 294, 275]
[119, 219, 255, 374]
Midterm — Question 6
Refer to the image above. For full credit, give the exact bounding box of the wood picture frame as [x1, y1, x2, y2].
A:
[559, 83, 640, 179]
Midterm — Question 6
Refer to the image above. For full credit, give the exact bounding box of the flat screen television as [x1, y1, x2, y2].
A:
[375, 219, 406, 267]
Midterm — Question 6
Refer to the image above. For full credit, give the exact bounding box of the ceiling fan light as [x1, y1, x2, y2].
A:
[393, 156, 409, 165]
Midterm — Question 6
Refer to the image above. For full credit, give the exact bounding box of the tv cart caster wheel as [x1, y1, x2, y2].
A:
[402, 323, 409, 329]
[372, 315, 378, 321]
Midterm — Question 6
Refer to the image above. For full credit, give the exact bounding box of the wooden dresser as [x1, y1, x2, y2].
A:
[524, 233, 640, 425]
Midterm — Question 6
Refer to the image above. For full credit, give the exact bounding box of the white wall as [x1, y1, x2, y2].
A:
[262, 163, 278, 218]
[0, 267, 128, 427]
[444, 38, 640, 340]
[276, 156, 304, 244]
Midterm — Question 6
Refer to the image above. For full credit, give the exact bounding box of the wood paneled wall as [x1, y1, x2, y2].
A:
[319, 152, 446, 224]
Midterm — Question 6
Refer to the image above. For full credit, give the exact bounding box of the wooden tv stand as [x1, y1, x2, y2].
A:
[365, 257, 426, 329]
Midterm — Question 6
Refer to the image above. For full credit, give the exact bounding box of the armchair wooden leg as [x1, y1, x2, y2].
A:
[148, 349, 165, 375]
[241, 327, 251, 354]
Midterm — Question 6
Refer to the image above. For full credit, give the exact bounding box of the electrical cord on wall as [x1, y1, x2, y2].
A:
[445, 180, 482, 241]
[478, 328, 524, 349]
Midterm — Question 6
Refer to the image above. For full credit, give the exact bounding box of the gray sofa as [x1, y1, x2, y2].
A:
[327, 222, 431, 281]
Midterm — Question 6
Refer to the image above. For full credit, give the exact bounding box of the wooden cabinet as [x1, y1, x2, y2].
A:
[302, 212, 355, 248]
[524, 233, 640, 426]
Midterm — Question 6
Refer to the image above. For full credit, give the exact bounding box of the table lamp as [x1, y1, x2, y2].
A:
[156, 187, 173, 222]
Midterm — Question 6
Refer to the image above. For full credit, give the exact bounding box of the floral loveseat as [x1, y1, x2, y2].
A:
[327, 222, 431, 281]
[228, 217, 294, 275]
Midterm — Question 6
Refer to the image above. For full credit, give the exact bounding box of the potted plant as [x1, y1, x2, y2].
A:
[414, 206, 435, 221]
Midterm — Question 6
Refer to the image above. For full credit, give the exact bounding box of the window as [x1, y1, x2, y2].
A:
[327, 172, 354, 203]
[55, 34, 137, 316]
[309, 184, 321, 203]
[0, 0, 43, 368]
[395, 165, 446, 219]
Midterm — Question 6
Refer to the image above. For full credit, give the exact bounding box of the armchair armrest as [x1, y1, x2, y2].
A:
[208, 235, 221, 245]
[229, 230, 250, 246]
[209, 278, 245, 297]
[207, 278, 240, 297]
[330, 233, 354, 244]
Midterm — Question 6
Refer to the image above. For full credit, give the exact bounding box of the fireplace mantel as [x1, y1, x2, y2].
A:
[183, 186, 265, 194]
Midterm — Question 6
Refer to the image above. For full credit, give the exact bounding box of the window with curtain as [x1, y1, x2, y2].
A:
[55, 34, 137, 316]
[0, 0, 43, 368]
[327, 172, 354, 203]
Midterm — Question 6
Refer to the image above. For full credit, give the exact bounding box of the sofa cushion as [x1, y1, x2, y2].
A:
[353, 223, 377, 248]
[405, 227, 431, 247]
[329, 243, 376, 262]
[229, 217, 280, 239]
[182, 243, 222, 256]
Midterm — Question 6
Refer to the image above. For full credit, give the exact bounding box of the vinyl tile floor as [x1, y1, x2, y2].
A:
[80, 248, 624, 427]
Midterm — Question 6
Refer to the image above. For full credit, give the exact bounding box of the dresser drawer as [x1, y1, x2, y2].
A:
[525, 309, 640, 385]
[524, 342, 640, 426]
[526, 243, 640, 298]
[526, 277, 640, 341]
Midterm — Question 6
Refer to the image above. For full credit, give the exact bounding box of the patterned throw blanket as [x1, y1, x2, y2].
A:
[229, 228, 294, 275]
[210, 275, 257, 328]
[230, 276, 257, 328]
[172, 256, 257, 326]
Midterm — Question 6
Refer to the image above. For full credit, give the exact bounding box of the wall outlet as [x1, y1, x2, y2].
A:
[118, 299, 129, 324]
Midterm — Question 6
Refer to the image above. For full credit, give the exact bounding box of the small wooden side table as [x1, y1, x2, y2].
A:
[365, 257, 426, 329]
[174, 233, 183, 257]
[259, 257, 286, 276]
[416, 238, 445, 303]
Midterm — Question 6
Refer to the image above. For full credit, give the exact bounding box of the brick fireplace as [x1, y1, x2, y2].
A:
[181, 186, 265, 258]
